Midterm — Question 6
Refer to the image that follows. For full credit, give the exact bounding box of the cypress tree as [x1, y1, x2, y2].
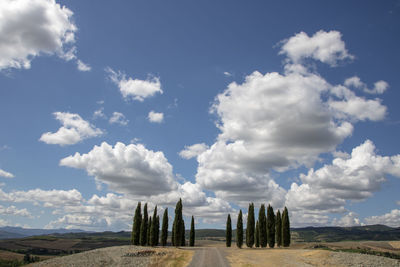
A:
[226, 214, 232, 247]
[236, 210, 243, 248]
[150, 206, 158, 246]
[255, 220, 260, 248]
[173, 198, 183, 247]
[282, 207, 291, 247]
[258, 204, 267, 247]
[189, 216, 195, 246]
[246, 203, 255, 248]
[131, 202, 142, 245]
[156, 215, 160, 246]
[161, 208, 168, 246]
[147, 216, 151, 246]
[275, 210, 282, 247]
[171, 220, 175, 246]
[180, 219, 185, 246]
[140, 203, 148, 246]
[267, 204, 275, 248]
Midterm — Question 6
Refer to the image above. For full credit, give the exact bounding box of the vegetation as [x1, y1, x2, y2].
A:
[140, 203, 148, 246]
[180, 219, 186, 246]
[149, 206, 158, 246]
[173, 198, 184, 247]
[190, 216, 195, 246]
[236, 210, 243, 248]
[147, 216, 151, 246]
[267, 204, 275, 248]
[131, 202, 142, 245]
[258, 204, 267, 247]
[282, 206, 291, 247]
[246, 203, 255, 248]
[226, 214, 232, 247]
[156, 215, 160, 246]
[161, 208, 168, 246]
[255, 220, 260, 247]
[276, 209, 282, 247]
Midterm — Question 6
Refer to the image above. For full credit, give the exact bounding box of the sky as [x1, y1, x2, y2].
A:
[1, 0, 400, 231]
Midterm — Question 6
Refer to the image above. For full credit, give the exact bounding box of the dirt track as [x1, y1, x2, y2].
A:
[186, 247, 230, 267]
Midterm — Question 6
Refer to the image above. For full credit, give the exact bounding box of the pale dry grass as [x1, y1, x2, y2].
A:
[389, 241, 400, 249]
[150, 248, 194, 267]
[225, 247, 341, 267]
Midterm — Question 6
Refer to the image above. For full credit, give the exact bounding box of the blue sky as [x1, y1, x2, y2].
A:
[1, 0, 400, 231]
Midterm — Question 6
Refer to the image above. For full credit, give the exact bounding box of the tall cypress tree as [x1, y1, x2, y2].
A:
[236, 210, 243, 248]
[282, 207, 290, 247]
[275, 210, 282, 247]
[226, 214, 232, 247]
[150, 206, 158, 246]
[131, 202, 142, 245]
[147, 216, 151, 246]
[161, 208, 168, 246]
[267, 204, 275, 248]
[140, 203, 148, 246]
[156, 215, 160, 246]
[173, 198, 183, 247]
[246, 203, 255, 248]
[189, 216, 195, 246]
[258, 204, 267, 247]
[171, 220, 175, 246]
[255, 220, 260, 248]
[180, 219, 185, 246]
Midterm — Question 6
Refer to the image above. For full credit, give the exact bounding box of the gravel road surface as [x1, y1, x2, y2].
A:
[187, 247, 230, 267]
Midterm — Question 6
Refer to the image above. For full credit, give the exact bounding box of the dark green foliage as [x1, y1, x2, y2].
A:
[156, 215, 160, 246]
[171, 220, 175, 246]
[190, 216, 195, 246]
[246, 203, 255, 248]
[173, 198, 183, 247]
[180, 219, 186, 246]
[236, 210, 243, 248]
[131, 202, 142, 245]
[161, 208, 168, 246]
[267, 204, 275, 248]
[282, 207, 290, 247]
[276, 210, 282, 247]
[226, 214, 232, 247]
[147, 216, 151, 246]
[150, 206, 157, 246]
[140, 203, 148, 246]
[255, 220, 260, 247]
[258, 204, 267, 247]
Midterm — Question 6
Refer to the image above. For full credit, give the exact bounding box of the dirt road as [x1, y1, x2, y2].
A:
[187, 247, 230, 267]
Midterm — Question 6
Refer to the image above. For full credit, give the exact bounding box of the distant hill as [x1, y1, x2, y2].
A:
[0, 226, 88, 239]
[292, 224, 400, 242]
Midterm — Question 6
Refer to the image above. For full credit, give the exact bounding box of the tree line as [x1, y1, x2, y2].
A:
[131, 198, 195, 247]
[226, 204, 290, 248]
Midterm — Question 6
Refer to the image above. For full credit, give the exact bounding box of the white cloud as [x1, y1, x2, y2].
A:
[93, 107, 106, 119]
[0, 168, 14, 178]
[179, 143, 209, 159]
[0, 0, 79, 70]
[332, 212, 362, 227]
[0, 188, 83, 208]
[365, 209, 400, 227]
[195, 30, 389, 210]
[344, 76, 389, 94]
[148, 111, 164, 123]
[60, 142, 178, 196]
[109, 112, 128, 126]
[106, 67, 163, 101]
[0, 205, 32, 218]
[280, 30, 354, 66]
[223, 71, 232, 77]
[39, 112, 103, 146]
[77, 60, 91, 72]
[286, 140, 400, 215]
